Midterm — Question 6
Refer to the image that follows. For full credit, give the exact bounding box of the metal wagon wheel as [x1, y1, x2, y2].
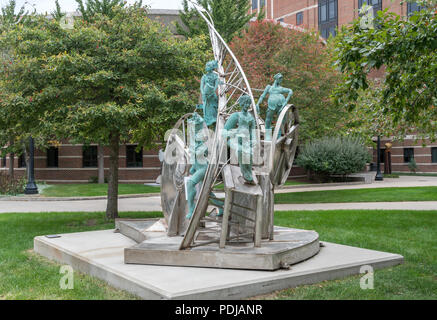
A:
[161, 113, 195, 236]
[269, 105, 300, 187]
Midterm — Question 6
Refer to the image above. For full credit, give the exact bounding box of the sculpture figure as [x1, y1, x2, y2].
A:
[224, 95, 257, 184]
[201, 60, 219, 126]
[186, 106, 223, 219]
[256, 73, 293, 132]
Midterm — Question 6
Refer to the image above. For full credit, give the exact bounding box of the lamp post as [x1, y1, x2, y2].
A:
[24, 137, 38, 195]
[375, 135, 384, 181]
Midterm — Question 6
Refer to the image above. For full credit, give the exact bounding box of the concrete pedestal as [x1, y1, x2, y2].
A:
[34, 227, 403, 300]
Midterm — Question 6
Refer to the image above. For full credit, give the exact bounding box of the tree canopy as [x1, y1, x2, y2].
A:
[333, 0, 437, 140]
[177, 0, 258, 43]
[1, 5, 207, 218]
[231, 21, 346, 143]
[75, 0, 142, 21]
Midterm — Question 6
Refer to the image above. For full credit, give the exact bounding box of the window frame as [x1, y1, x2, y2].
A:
[407, 2, 423, 15]
[126, 145, 143, 168]
[82, 146, 98, 168]
[296, 11, 304, 25]
[46, 147, 59, 168]
[252, 0, 258, 10]
[403, 148, 415, 163]
[431, 147, 437, 163]
[319, 0, 338, 39]
[18, 154, 26, 168]
[379, 148, 386, 164]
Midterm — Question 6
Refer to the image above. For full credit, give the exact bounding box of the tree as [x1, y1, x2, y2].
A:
[0, 0, 30, 28]
[333, 0, 437, 140]
[176, 0, 257, 43]
[74, 0, 144, 183]
[75, 0, 142, 21]
[2, 5, 207, 219]
[51, 0, 66, 21]
[230, 21, 346, 143]
[0, 0, 35, 177]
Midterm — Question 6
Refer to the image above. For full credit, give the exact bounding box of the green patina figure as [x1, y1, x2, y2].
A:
[186, 106, 223, 219]
[201, 60, 220, 126]
[224, 95, 257, 185]
[256, 73, 293, 132]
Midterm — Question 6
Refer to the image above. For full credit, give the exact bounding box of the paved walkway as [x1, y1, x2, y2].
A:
[1, 195, 436, 213]
[276, 176, 437, 193]
[0, 175, 435, 213]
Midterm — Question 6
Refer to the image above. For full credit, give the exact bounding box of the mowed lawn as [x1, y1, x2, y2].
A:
[0, 210, 436, 299]
[41, 184, 160, 197]
[275, 187, 437, 204]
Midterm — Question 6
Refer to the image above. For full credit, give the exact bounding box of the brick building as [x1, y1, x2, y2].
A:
[250, 0, 422, 37]
[249, 0, 436, 174]
[1, 3, 434, 182]
[0, 9, 180, 184]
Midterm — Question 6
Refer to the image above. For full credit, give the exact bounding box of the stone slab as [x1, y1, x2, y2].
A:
[34, 229, 403, 300]
[124, 226, 320, 271]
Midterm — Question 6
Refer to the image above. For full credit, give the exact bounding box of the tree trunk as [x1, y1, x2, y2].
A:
[8, 153, 14, 178]
[106, 132, 120, 220]
[98, 144, 105, 184]
[8, 139, 14, 178]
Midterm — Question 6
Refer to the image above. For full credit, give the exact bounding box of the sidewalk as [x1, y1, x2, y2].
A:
[0, 175, 435, 213]
[1, 195, 436, 213]
[277, 176, 437, 194]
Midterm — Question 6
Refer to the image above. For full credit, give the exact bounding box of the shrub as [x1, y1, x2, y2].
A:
[0, 172, 26, 195]
[408, 159, 418, 173]
[296, 136, 371, 180]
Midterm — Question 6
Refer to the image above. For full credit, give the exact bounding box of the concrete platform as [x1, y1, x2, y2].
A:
[124, 226, 320, 271]
[34, 229, 404, 300]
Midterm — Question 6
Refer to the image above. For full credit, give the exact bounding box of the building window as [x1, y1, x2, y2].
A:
[260, 0, 265, 8]
[432, 147, 437, 163]
[1, 156, 6, 167]
[278, 18, 284, 22]
[18, 154, 26, 168]
[296, 12, 304, 25]
[403, 148, 414, 163]
[407, 2, 423, 15]
[378, 148, 385, 163]
[252, 0, 258, 10]
[358, 0, 382, 11]
[83, 146, 98, 168]
[319, 0, 337, 39]
[47, 147, 59, 168]
[126, 145, 143, 168]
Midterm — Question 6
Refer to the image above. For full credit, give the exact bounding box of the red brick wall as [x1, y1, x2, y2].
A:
[257, 0, 406, 32]
[0, 144, 161, 184]
[374, 138, 437, 173]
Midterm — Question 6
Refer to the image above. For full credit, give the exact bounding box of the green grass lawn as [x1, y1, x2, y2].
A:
[38, 180, 305, 197]
[283, 180, 308, 186]
[0, 211, 162, 299]
[41, 184, 160, 197]
[0, 209, 435, 299]
[275, 186, 437, 204]
[394, 172, 437, 177]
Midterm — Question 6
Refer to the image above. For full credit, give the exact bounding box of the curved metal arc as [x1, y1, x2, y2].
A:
[190, 3, 261, 125]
